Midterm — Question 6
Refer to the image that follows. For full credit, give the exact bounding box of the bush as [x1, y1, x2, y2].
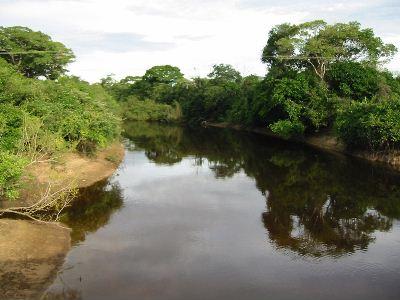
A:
[22, 76, 121, 153]
[0, 58, 122, 199]
[335, 99, 400, 150]
[259, 72, 334, 138]
[270, 119, 305, 139]
[0, 152, 27, 199]
[0, 104, 24, 151]
[327, 62, 380, 100]
[123, 98, 181, 122]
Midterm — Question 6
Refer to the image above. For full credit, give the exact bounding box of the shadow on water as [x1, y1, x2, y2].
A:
[41, 182, 124, 299]
[60, 180, 124, 245]
[123, 121, 400, 258]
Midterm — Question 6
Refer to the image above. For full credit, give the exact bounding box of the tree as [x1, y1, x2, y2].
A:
[0, 26, 75, 79]
[208, 64, 242, 83]
[100, 74, 143, 101]
[142, 65, 184, 85]
[262, 20, 397, 80]
[326, 61, 381, 100]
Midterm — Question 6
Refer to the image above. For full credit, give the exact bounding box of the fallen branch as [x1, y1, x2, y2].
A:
[0, 181, 78, 226]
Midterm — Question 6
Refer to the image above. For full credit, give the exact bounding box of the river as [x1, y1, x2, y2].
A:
[44, 121, 400, 300]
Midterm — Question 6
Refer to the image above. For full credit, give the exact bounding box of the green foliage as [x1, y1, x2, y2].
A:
[335, 99, 400, 150]
[380, 71, 400, 98]
[270, 119, 305, 139]
[142, 65, 184, 85]
[260, 72, 335, 138]
[327, 62, 380, 100]
[0, 152, 27, 199]
[0, 26, 75, 79]
[101, 66, 186, 104]
[227, 20, 398, 145]
[123, 98, 181, 122]
[99, 20, 398, 152]
[23, 76, 121, 153]
[208, 64, 242, 83]
[226, 75, 261, 125]
[262, 20, 397, 80]
[0, 53, 121, 199]
[100, 75, 138, 102]
[0, 104, 24, 151]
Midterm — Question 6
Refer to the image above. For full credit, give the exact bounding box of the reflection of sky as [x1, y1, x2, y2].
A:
[116, 151, 250, 199]
[46, 148, 400, 300]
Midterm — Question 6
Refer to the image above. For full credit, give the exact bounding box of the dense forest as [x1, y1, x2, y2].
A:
[1, 20, 400, 200]
[103, 20, 400, 151]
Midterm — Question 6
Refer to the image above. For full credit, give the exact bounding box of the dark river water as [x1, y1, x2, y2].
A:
[45, 122, 400, 300]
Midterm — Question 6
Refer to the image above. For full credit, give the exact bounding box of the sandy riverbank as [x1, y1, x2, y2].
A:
[0, 142, 125, 299]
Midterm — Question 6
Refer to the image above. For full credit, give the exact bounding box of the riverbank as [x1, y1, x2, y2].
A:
[0, 220, 71, 299]
[0, 142, 125, 209]
[0, 142, 125, 299]
[204, 122, 400, 171]
[27, 142, 125, 188]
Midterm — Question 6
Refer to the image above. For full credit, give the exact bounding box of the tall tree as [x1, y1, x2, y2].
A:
[142, 65, 184, 85]
[0, 26, 75, 79]
[208, 64, 242, 83]
[262, 20, 397, 80]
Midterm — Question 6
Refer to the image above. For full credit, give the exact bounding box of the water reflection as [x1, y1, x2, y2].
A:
[123, 121, 400, 258]
[61, 180, 124, 245]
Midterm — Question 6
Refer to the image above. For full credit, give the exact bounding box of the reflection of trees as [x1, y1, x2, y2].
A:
[60, 180, 124, 244]
[262, 194, 392, 257]
[123, 121, 183, 165]
[259, 151, 398, 257]
[123, 121, 400, 257]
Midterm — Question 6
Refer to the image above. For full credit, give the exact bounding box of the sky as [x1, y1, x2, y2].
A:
[0, 0, 399, 82]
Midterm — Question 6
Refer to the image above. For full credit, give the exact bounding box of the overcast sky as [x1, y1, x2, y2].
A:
[1, 0, 399, 82]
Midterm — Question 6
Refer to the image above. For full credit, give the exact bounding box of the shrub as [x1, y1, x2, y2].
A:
[270, 119, 305, 139]
[327, 62, 380, 100]
[0, 152, 27, 199]
[0, 58, 122, 199]
[0, 104, 24, 151]
[335, 99, 400, 150]
[23, 77, 121, 153]
[261, 72, 334, 137]
[123, 98, 181, 122]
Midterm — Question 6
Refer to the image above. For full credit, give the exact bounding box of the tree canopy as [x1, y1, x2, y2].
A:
[142, 65, 184, 85]
[99, 20, 400, 151]
[208, 64, 242, 83]
[0, 26, 75, 79]
[262, 20, 397, 80]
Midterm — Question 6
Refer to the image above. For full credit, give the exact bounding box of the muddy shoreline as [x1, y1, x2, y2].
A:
[0, 142, 125, 300]
[204, 122, 400, 171]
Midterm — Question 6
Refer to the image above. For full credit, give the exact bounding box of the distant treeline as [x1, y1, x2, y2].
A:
[102, 20, 400, 153]
[1, 20, 400, 199]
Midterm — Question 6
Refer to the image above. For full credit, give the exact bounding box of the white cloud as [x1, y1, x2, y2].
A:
[0, 0, 398, 82]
